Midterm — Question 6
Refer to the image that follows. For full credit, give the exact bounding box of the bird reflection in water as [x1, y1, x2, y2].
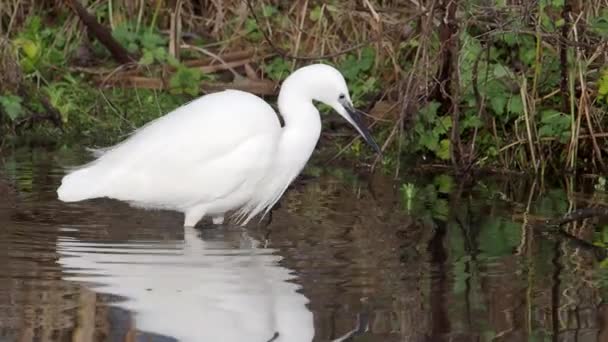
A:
[57, 226, 314, 342]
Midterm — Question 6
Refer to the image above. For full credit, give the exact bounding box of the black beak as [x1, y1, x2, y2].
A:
[343, 102, 382, 155]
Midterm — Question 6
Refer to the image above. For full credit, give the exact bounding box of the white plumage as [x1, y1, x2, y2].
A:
[57, 227, 314, 342]
[57, 64, 379, 227]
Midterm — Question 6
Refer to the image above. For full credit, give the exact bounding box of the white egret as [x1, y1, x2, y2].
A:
[57, 64, 380, 227]
[58, 227, 315, 342]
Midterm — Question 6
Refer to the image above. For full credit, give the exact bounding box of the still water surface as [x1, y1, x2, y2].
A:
[1, 148, 608, 341]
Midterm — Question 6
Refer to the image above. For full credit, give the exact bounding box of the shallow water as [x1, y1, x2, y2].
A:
[2, 148, 608, 341]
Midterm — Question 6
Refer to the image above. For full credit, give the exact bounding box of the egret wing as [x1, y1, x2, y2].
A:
[58, 90, 281, 208]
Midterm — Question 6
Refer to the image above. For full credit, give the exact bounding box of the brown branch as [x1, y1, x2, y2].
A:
[66, 0, 136, 65]
[551, 207, 608, 227]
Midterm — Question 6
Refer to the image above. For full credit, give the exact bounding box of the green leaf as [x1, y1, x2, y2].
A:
[538, 124, 554, 137]
[169, 66, 202, 96]
[590, 10, 608, 37]
[478, 218, 520, 257]
[309, 6, 323, 21]
[540, 109, 563, 124]
[263, 57, 291, 81]
[432, 199, 449, 221]
[433, 116, 452, 135]
[493, 64, 509, 78]
[167, 55, 181, 68]
[244, 18, 262, 41]
[0, 95, 24, 121]
[140, 31, 166, 50]
[152, 47, 167, 61]
[437, 139, 451, 160]
[434, 174, 454, 194]
[559, 130, 571, 144]
[490, 95, 507, 115]
[598, 69, 608, 103]
[520, 47, 536, 66]
[419, 101, 440, 123]
[112, 25, 137, 47]
[262, 5, 278, 18]
[359, 47, 375, 72]
[420, 132, 439, 152]
[21, 39, 40, 60]
[462, 114, 483, 129]
[507, 96, 524, 114]
[139, 50, 155, 65]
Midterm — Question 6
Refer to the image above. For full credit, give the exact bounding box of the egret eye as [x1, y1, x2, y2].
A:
[338, 94, 346, 100]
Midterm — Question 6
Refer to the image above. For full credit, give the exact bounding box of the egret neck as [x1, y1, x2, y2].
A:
[276, 81, 322, 177]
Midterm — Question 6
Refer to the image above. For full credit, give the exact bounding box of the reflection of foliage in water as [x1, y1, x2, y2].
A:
[396, 172, 608, 339]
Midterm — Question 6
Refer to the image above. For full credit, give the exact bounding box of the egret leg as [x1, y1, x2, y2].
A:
[184, 206, 207, 227]
[212, 215, 224, 225]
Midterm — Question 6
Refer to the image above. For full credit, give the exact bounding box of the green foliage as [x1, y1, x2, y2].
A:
[112, 23, 171, 65]
[412, 101, 452, 160]
[400, 183, 416, 212]
[590, 9, 608, 38]
[2, 0, 607, 173]
[0, 95, 24, 121]
[263, 57, 291, 81]
[43, 75, 81, 123]
[338, 47, 378, 106]
[169, 66, 202, 96]
[400, 174, 455, 221]
[538, 109, 571, 143]
[261, 5, 278, 18]
[112, 21, 202, 95]
[477, 218, 521, 258]
[244, 18, 263, 41]
[598, 69, 608, 104]
[12, 15, 66, 75]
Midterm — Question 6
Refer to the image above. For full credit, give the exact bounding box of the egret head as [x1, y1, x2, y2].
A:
[284, 64, 381, 154]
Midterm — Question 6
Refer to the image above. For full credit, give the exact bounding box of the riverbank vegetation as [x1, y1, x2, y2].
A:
[0, 0, 607, 174]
